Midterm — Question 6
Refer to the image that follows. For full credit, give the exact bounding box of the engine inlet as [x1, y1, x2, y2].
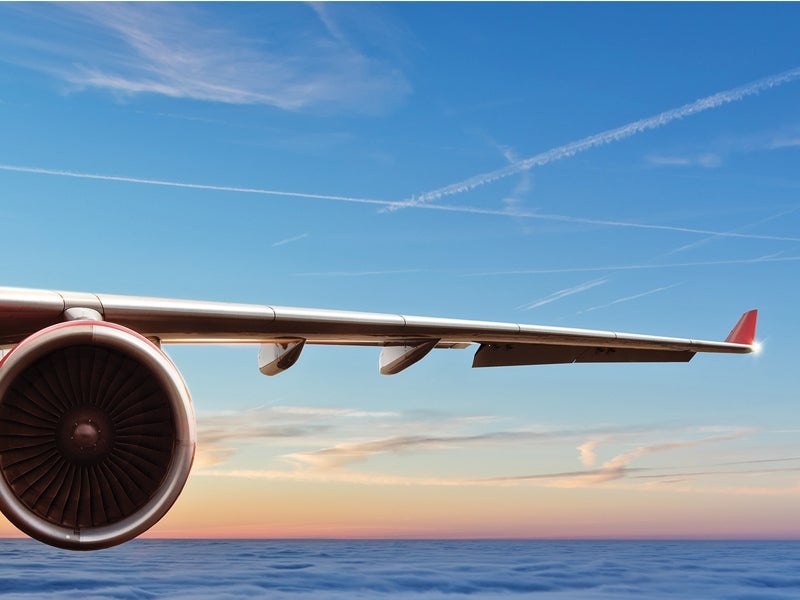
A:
[0, 321, 195, 549]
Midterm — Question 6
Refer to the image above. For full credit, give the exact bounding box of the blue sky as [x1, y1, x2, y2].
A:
[1, 2, 799, 538]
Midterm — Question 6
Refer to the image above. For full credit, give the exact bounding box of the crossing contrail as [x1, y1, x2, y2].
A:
[396, 66, 800, 208]
[0, 164, 392, 207]
[2, 163, 798, 243]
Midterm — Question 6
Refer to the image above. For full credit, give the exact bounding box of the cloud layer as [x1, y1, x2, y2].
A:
[1, 539, 799, 598]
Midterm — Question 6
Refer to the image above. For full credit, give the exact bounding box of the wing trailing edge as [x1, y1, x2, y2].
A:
[471, 310, 758, 369]
[472, 343, 695, 368]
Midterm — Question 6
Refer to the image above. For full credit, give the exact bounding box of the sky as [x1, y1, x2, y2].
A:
[0, 2, 799, 541]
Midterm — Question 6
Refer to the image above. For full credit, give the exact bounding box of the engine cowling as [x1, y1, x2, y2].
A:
[0, 320, 195, 550]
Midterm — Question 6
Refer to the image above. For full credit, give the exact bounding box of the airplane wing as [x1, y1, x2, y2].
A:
[0, 286, 759, 550]
[0, 286, 758, 375]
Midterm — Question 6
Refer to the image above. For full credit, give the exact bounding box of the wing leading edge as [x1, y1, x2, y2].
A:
[0, 287, 757, 374]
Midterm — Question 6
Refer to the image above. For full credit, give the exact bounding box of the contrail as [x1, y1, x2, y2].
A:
[517, 278, 608, 311]
[0, 164, 392, 207]
[468, 254, 800, 277]
[398, 66, 800, 208]
[296, 269, 425, 278]
[271, 233, 309, 247]
[2, 163, 798, 243]
[419, 202, 800, 243]
[580, 283, 683, 313]
[660, 207, 800, 256]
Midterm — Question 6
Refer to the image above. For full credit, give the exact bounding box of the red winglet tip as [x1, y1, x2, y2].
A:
[725, 309, 758, 346]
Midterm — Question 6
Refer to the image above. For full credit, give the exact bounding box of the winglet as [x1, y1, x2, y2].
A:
[725, 309, 758, 346]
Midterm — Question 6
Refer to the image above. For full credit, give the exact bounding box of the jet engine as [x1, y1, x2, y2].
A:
[0, 320, 195, 550]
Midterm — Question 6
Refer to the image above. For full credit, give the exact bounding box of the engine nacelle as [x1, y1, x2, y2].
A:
[0, 320, 195, 550]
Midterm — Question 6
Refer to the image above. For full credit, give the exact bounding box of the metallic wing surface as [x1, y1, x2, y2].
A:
[0, 286, 758, 550]
[0, 286, 757, 364]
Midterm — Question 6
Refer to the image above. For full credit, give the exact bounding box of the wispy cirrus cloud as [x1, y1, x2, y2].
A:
[199, 419, 795, 497]
[577, 439, 603, 467]
[647, 124, 800, 170]
[767, 136, 800, 150]
[286, 430, 556, 471]
[592, 429, 752, 482]
[195, 404, 653, 474]
[195, 404, 402, 468]
[1, 3, 410, 113]
[196, 405, 523, 472]
[202, 455, 800, 496]
[197, 466, 800, 496]
[494, 143, 532, 211]
[488, 426, 757, 488]
[192, 403, 794, 497]
[395, 66, 800, 208]
[240, 422, 662, 477]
